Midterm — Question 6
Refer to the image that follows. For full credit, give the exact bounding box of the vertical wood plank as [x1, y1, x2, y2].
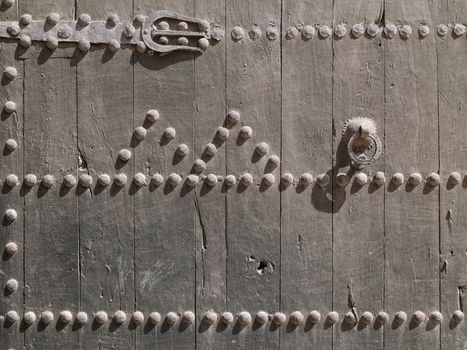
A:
[384, 1, 440, 349]
[133, 1, 196, 350]
[0, 5, 23, 348]
[193, 0, 227, 349]
[332, 2, 385, 349]
[225, 1, 281, 348]
[439, 2, 467, 348]
[77, 1, 134, 349]
[19, 0, 75, 19]
[280, 0, 333, 348]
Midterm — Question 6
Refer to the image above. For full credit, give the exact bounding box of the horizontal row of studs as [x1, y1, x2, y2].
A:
[1, 309, 464, 330]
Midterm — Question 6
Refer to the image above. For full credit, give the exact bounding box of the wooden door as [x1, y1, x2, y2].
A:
[0, 1, 465, 349]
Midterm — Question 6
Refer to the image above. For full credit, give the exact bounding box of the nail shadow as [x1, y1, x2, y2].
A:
[148, 181, 161, 193]
[143, 321, 156, 334]
[178, 320, 190, 332]
[357, 319, 369, 331]
[128, 181, 142, 196]
[3, 286, 14, 297]
[232, 321, 247, 335]
[323, 319, 335, 330]
[115, 158, 128, 170]
[130, 134, 142, 148]
[37, 46, 54, 65]
[391, 318, 404, 330]
[1, 183, 13, 194]
[20, 320, 32, 332]
[160, 134, 172, 146]
[37, 320, 49, 332]
[198, 318, 211, 333]
[55, 318, 69, 332]
[387, 182, 401, 193]
[259, 182, 270, 193]
[110, 182, 124, 197]
[350, 180, 364, 194]
[109, 319, 123, 332]
[423, 183, 436, 195]
[59, 182, 73, 197]
[181, 183, 193, 197]
[340, 320, 356, 332]
[93, 183, 107, 195]
[368, 181, 379, 194]
[160, 319, 174, 334]
[3, 318, 15, 329]
[236, 134, 248, 146]
[74, 184, 89, 196]
[252, 319, 265, 331]
[215, 321, 228, 333]
[295, 183, 308, 194]
[72, 318, 84, 332]
[1, 110, 13, 121]
[2, 145, 14, 156]
[163, 182, 176, 195]
[201, 152, 214, 163]
[269, 322, 279, 332]
[236, 182, 248, 194]
[408, 317, 422, 330]
[446, 181, 455, 191]
[449, 318, 460, 330]
[425, 319, 438, 331]
[286, 321, 299, 333]
[172, 153, 185, 166]
[91, 319, 104, 331]
[2, 250, 12, 261]
[373, 320, 384, 330]
[199, 182, 214, 196]
[101, 48, 118, 64]
[250, 151, 263, 164]
[303, 318, 316, 332]
[405, 182, 417, 192]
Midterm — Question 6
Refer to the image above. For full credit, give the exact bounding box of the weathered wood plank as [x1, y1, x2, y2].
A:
[23, 58, 79, 349]
[19, 0, 75, 20]
[332, 2, 385, 349]
[77, 1, 134, 349]
[133, 1, 196, 349]
[225, 1, 281, 348]
[280, 0, 333, 348]
[384, 1, 440, 349]
[193, 0, 227, 349]
[439, 2, 467, 348]
[0, 9, 23, 348]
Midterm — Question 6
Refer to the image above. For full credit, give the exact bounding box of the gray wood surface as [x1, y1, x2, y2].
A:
[384, 1, 440, 349]
[439, 1, 467, 348]
[280, 0, 333, 348]
[77, 1, 134, 349]
[332, 1, 385, 349]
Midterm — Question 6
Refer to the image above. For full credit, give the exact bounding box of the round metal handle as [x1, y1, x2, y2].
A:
[347, 131, 382, 168]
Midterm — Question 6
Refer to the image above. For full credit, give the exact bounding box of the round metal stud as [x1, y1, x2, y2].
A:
[108, 39, 120, 52]
[255, 142, 270, 156]
[4, 242, 18, 256]
[289, 311, 304, 326]
[419, 24, 430, 37]
[45, 35, 59, 50]
[318, 25, 332, 38]
[204, 173, 218, 187]
[57, 24, 72, 39]
[316, 174, 329, 188]
[429, 311, 443, 324]
[255, 311, 269, 326]
[134, 126, 147, 141]
[326, 311, 339, 324]
[413, 311, 425, 325]
[267, 155, 280, 169]
[266, 26, 279, 41]
[19, 13, 32, 26]
[344, 311, 358, 326]
[239, 126, 253, 140]
[367, 23, 379, 37]
[133, 173, 146, 187]
[113, 311, 127, 324]
[399, 24, 412, 39]
[286, 26, 299, 39]
[2, 0, 15, 9]
[19, 34, 32, 48]
[373, 171, 385, 186]
[204, 311, 217, 326]
[262, 173, 275, 186]
[437, 24, 449, 36]
[4, 209, 17, 222]
[158, 21, 169, 30]
[452, 310, 464, 324]
[4, 67, 17, 80]
[448, 171, 462, 185]
[148, 311, 161, 325]
[272, 312, 286, 326]
[164, 127, 176, 140]
[123, 23, 136, 38]
[177, 21, 188, 31]
[136, 41, 147, 53]
[97, 174, 111, 187]
[453, 23, 467, 37]
[221, 312, 234, 325]
[376, 311, 389, 325]
[360, 311, 373, 327]
[198, 20, 210, 32]
[40, 310, 54, 325]
[176, 143, 190, 157]
[299, 173, 313, 187]
[134, 14, 147, 27]
[193, 159, 206, 174]
[391, 173, 404, 187]
[177, 37, 189, 45]
[334, 24, 347, 38]
[226, 110, 241, 125]
[76, 311, 88, 325]
[216, 127, 229, 141]
[4, 101, 16, 113]
[182, 311, 195, 325]
[426, 173, 440, 187]
[59, 310, 73, 324]
[231, 26, 245, 41]
[23, 311, 37, 325]
[355, 173, 368, 186]
[5, 139, 18, 151]
[94, 311, 108, 325]
[352, 23, 365, 37]
[408, 172, 422, 186]
[198, 38, 210, 50]
[78, 13, 91, 27]
[185, 174, 199, 187]
[384, 23, 398, 38]
[78, 39, 91, 52]
[7, 24, 20, 37]
[145, 109, 159, 124]
[309, 310, 321, 324]
[132, 311, 144, 326]
[302, 25, 315, 39]
[5, 174, 19, 187]
[6, 310, 20, 324]
[150, 173, 163, 187]
[168, 173, 182, 187]
[394, 311, 407, 324]
[46, 13, 60, 26]
[224, 175, 236, 187]
[281, 173, 294, 187]
[63, 174, 77, 188]
[240, 173, 253, 187]
[237, 311, 251, 326]
[5, 278, 18, 293]
[79, 174, 93, 188]
[165, 311, 179, 325]
[159, 36, 169, 45]
[118, 149, 132, 162]
[249, 26, 262, 40]
[204, 143, 217, 156]
[336, 173, 349, 187]
[107, 14, 119, 27]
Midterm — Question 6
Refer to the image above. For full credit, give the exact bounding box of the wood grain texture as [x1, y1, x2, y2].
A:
[0, 17, 23, 350]
[280, 0, 333, 348]
[77, 1, 134, 349]
[439, 1, 467, 348]
[193, 0, 227, 349]
[133, 1, 196, 349]
[332, 1, 385, 349]
[225, 1, 281, 348]
[23, 57, 78, 349]
[19, 0, 75, 19]
[384, 1, 440, 349]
